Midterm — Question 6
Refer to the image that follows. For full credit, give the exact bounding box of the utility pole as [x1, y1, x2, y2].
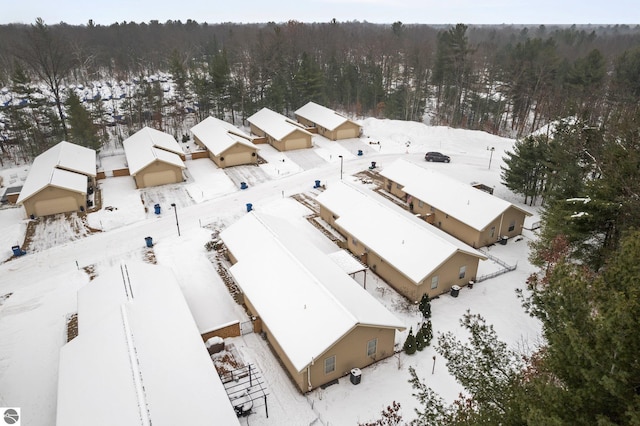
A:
[170, 203, 180, 236]
[488, 147, 495, 170]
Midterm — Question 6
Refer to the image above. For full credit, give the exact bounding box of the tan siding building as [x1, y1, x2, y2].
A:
[123, 127, 186, 189]
[220, 212, 405, 392]
[380, 159, 532, 248]
[190, 116, 258, 168]
[247, 108, 312, 151]
[17, 141, 96, 217]
[316, 182, 486, 302]
[294, 102, 362, 140]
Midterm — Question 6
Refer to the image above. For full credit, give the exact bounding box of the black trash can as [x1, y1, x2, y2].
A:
[450, 285, 460, 297]
[499, 236, 508, 245]
[350, 368, 362, 385]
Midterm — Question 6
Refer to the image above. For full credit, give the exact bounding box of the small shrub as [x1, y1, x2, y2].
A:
[403, 327, 417, 355]
[418, 293, 431, 318]
[415, 324, 426, 351]
[205, 239, 221, 251]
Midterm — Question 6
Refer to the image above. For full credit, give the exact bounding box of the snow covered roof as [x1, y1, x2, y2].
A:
[190, 116, 257, 156]
[57, 262, 240, 426]
[17, 141, 95, 204]
[379, 159, 532, 231]
[247, 107, 312, 141]
[220, 212, 405, 373]
[123, 127, 185, 175]
[327, 249, 368, 275]
[294, 101, 360, 131]
[316, 182, 486, 284]
[129, 126, 185, 155]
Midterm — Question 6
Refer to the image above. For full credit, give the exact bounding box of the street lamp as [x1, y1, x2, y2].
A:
[170, 203, 180, 236]
[338, 155, 343, 181]
[488, 147, 495, 170]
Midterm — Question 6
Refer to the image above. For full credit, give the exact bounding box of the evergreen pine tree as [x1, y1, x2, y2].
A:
[65, 91, 101, 151]
[523, 230, 640, 424]
[403, 327, 417, 355]
[500, 134, 548, 206]
[424, 320, 433, 347]
[418, 293, 431, 318]
[415, 324, 426, 351]
[410, 312, 526, 424]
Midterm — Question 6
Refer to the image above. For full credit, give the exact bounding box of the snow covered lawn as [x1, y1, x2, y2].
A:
[87, 176, 145, 230]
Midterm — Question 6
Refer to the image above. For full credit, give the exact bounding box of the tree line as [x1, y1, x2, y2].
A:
[1, 19, 640, 160]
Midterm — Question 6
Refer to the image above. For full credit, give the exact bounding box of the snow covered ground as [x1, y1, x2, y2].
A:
[0, 117, 542, 426]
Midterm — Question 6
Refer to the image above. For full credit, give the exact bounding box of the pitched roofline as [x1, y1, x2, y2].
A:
[17, 168, 87, 204]
[250, 212, 359, 326]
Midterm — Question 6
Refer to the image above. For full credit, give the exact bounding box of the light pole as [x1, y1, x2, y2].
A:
[338, 155, 343, 180]
[488, 147, 495, 170]
[170, 203, 180, 236]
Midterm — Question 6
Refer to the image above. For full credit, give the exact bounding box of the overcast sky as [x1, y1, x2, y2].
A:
[3, 0, 639, 26]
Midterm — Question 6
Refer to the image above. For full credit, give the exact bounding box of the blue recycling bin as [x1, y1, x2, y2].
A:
[11, 245, 26, 256]
[240, 182, 248, 190]
[357, 149, 363, 156]
[154, 204, 161, 214]
[145, 236, 153, 248]
[246, 203, 253, 212]
[314, 180, 321, 188]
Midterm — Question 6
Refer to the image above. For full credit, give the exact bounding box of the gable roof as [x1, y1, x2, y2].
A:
[57, 262, 239, 426]
[123, 127, 185, 175]
[17, 141, 96, 204]
[220, 212, 404, 373]
[190, 116, 257, 156]
[379, 159, 532, 231]
[294, 101, 360, 132]
[247, 107, 312, 141]
[130, 126, 185, 156]
[316, 182, 486, 284]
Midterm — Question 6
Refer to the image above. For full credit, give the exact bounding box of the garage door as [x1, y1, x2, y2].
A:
[223, 152, 253, 167]
[34, 196, 79, 216]
[337, 128, 357, 140]
[142, 170, 179, 188]
[285, 136, 310, 151]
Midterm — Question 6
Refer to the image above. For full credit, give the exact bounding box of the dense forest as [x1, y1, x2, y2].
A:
[3, 19, 640, 425]
[1, 19, 640, 159]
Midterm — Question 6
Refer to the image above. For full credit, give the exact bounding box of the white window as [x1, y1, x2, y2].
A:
[431, 276, 439, 289]
[367, 339, 377, 357]
[324, 355, 336, 374]
[396, 183, 402, 189]
[490, 226, 496, 238]
[508, 220, 516, 232]
[352, 237, 358, 246]
[418, 200, 424, 208]
[459, 265, 466, 279]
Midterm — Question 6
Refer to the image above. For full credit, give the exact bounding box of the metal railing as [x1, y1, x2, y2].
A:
[475, 249, 517, 283]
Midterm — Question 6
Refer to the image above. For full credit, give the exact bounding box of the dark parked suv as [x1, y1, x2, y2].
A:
[425, 151, 451, 163]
